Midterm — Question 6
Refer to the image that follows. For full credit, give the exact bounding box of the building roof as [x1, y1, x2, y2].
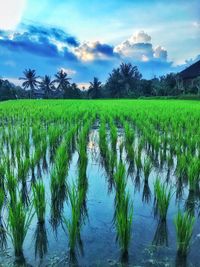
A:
[179, 60, 200, 80]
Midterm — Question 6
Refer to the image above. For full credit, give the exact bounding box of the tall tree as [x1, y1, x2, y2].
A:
[19, 69, 40, 98]
[106, 68, 122, 98]
[53, 70, 71, 92]
[40, 75, 55, 99]
[105, 63, 142, 98]
[119, 63, 142, 96]
[88, 77, 102, 99]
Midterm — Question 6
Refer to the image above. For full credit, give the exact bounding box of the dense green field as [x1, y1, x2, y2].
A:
[0, 99, 200, 266]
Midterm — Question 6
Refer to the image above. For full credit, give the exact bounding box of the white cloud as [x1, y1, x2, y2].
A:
[130, 31, 151, 43]
[74, 41, 114, 61]
[114, 30, 168, 62]
[153, 46, 167, 60]
[0, 0, 26, 30]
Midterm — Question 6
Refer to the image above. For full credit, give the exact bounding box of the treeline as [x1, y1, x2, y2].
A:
[1, 63, 200, 100]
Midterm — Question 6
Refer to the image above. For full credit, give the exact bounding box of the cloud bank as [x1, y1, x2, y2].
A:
[0, 24, 196, 82]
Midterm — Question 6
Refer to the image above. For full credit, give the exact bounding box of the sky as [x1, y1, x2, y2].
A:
[0, 0, 200, 87]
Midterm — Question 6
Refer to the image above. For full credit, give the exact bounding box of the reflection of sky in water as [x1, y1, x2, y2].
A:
[1, 125, 200, 267]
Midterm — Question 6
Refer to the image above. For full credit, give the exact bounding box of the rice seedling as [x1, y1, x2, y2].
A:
[110, 121, 117, 151]
[8, 199, 34, 258]
[114, 162, 133, 256]
[32, 181, 46, 224]
[174, 211, 195, 257]
[154, 178, 171, 221]
[143, 157, 152, 183]
[115, 192, 133, 256]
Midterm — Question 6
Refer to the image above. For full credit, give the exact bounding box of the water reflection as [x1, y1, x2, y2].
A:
[175, 252, 187, 267]
[0, 220, 7, 250]
[142, 181, 151, 204]
[34, 223, 48, 259]
[152, 219, 168, 247]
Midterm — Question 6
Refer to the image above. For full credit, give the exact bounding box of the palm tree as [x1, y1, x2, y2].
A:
[88, 77, 102, 99]
[53, 70, 71, 91]
[120, 63, 142, 95]
[19, 69, 40, 98]
[40, 75, 55, 99]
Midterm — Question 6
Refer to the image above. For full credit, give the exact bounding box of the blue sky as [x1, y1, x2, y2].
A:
[0, 0, 199, 87]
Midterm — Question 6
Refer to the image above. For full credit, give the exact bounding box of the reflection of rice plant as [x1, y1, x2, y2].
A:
[174, 211, 195, 257]
[8, 199, 34, 258]
[154, 178, 171, 221]
[34, 223, 48, 259]
[135, 150, 142, 172]
[152, 219, 168, 247]
[33, 181, 46, 224]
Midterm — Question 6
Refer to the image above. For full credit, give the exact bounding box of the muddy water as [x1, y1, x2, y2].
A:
[0, 127, 200, 267]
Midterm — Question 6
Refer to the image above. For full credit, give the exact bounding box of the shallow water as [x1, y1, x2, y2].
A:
[0, 126, 200, 267]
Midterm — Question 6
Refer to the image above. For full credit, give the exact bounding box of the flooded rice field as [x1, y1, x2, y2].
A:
[0, 100, 200, 267]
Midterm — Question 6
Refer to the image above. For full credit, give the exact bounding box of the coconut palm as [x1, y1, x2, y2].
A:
[40, 75, 55, 99]
[119, 63, 142, 95]
[53, 70, 71, 91]
[88, 77, 102, 99]
[19, 69, 40, 98]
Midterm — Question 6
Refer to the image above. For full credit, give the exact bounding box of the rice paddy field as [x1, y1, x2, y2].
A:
[0, 99, 200, 267]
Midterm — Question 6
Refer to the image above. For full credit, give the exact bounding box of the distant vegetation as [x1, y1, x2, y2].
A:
[0, 62, 200, 100]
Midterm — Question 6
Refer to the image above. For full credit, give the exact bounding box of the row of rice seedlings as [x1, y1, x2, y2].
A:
[63, 183, 85, 259]
[109, 118, 118, 151]
[119, 117, 135, 171]
[50, 126, 77, 230]
[99, 117, 112, 176]
[154, 178, 171, 221]
[99, 116, 108, 159]
[114, 162, 133, 259]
